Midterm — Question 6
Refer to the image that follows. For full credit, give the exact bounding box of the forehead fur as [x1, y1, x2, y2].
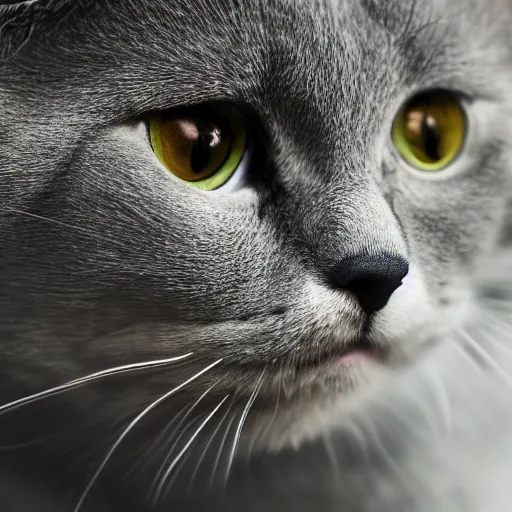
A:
[2, 0, 510, 84]
[2, 0, 511, 155]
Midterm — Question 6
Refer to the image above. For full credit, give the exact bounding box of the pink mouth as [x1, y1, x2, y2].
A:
[336, 348, 375, 366]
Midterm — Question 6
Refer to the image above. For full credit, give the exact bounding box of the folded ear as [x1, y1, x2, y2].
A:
[0, 0, 68, 63]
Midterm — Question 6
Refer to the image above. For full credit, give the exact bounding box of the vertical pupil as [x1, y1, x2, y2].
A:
[420, 114, 441, 161]
[190, 125, 221, 174]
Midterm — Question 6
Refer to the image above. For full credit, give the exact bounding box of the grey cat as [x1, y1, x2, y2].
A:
[1, 0, 512, 511]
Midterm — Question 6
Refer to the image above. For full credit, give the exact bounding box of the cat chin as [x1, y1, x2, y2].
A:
[240, 358, 393, 453]
[238, 248, 512, 455]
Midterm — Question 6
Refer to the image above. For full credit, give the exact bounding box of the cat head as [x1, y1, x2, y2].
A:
[1, 0, 512, 463]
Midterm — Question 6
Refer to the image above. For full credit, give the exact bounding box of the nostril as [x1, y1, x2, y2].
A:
[347, 274, 403, 314]
[328, 254, 409, 314]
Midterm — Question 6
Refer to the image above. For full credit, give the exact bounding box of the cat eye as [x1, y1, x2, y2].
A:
[391, 90, 466, 172]
[148, 107, 247, 190]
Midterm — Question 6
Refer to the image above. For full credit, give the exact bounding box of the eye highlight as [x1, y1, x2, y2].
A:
[148, 107, 247, 190]
[391, 91, 466, 172]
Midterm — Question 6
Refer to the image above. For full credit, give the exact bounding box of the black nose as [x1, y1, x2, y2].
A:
[329, 254, 409, 314]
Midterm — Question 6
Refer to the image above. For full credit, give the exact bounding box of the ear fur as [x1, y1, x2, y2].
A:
[0, 0, 71, 63]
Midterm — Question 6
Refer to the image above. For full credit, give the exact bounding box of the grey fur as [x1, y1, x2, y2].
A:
[1, 0, 512, 510]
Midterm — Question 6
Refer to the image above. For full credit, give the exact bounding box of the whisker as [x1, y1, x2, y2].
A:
[343, 419, 370, 461]
[149, 379, 220, 498]
[3, 208, 124, 247]
[322, 432, 341, 481]
[481, 315, 512, 355]
[244, 411, 265, 464]
[0, 434, 56, 451]
[449, 337, 486, 375]
[361, 417, 406, 481]
[187, 398, 234, 493]
[153, 395, 230, 504]
[486, 312, 512, 330]
[0, 353, 193, 416]
[483, 295, 512, 308]
[161, 431, 197, 495]
[73, 358, 222, 512]
[210, 400, 237, 490]
[224, 367, 266, 486]
[122, 404, 190, 483]
[423, 367, 452, 437]
[482, 336, 512, 357]
[400, 383, 439, 437]
[458, 330, 512, 389]
[250, 361, 283, 455]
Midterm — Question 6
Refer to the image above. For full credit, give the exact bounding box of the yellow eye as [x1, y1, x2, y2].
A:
[391, 91, 466, 172]
[148, 108, 246, 190]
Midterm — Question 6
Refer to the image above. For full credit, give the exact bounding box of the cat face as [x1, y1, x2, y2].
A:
[1, 0, 512, 459]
